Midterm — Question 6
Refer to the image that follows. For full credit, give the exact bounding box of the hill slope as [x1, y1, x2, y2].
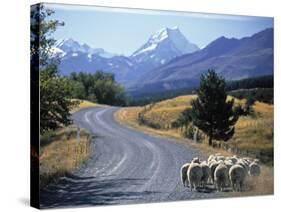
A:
[115, 94, 273, 163]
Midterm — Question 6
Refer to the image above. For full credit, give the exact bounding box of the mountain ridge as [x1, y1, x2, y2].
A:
[52, 26, 199, 84]
[129, 28, 273, 94]
[52, 27, 273, 94]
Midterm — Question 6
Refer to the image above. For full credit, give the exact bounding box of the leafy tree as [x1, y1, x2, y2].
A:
[31, 4, 64, 67]
[69, 71, 126, 106]
[244, 96, 255, 115]
[31, 4, 76, 133]
[191, 70, 239, 146]
[40, 65, 76, 133]
[72, 80, 87, 100]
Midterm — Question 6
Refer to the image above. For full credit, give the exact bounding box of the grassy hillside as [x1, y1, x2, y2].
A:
[116, 94, 273, 163]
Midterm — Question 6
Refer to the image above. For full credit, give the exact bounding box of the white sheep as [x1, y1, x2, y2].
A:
[181, 163, 190, 187]
[217, 156, 225, 161]
[208, 155, 214, 162]
[254, 159, 260, 163]
[237, 159, 250, 172]
[224, 160, 233, 171]
[229, 155, 238, 164]
[249, 162, 261, 177]
[229, 164, 247, 191]
[214, 163, 228, 191]
[187, 162, 203, 191]
[191, 157, 200, 164]
[224, 161, 233, 186]
[209, 161, 220, 184]
[200, 161, 210, 188]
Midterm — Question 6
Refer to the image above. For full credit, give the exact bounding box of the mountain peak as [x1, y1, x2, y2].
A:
[53, 38, 117, 58]
[149, 26, 182, 43]
[131, 27, 199, 58]
[56, 38, 77, 46]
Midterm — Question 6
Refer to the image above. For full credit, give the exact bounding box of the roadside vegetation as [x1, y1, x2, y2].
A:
[40, 127, 91, 189]
[31, 5, 114, 188]
[116, 71, 273, 165]
[71, 99, 101, 113]
[115, 71, 273, 195]
[31, 5, 126, 134]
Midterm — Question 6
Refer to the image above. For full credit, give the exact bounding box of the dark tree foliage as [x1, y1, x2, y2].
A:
[172, 108, 192, 130]
[244, 96, 255, 115]
[128, 75, 273, 107]
[40, 65, 76, 133]
[191, 70, 239, 146]
[226, 75, 273, 91]
[228, 88, 273, 104]
[31, 4, 76, 133]
[69, 71, 127, 106]
[30, 4, 64, 67]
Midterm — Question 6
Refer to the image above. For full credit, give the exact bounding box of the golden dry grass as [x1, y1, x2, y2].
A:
[219, 164, 273, 197]
[40, 127, 91, 188]
[142, 95, 195, 128]
[228, 101, 273, 161]
[71, 99, 104, 113]
[114, 107, 183, 140]
[115, 94, 273, 163]
[115, 96, 274, 195]
[115, 97, 274, 195]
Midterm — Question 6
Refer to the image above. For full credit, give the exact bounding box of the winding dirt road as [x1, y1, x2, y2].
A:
[40, 107, 226, 208]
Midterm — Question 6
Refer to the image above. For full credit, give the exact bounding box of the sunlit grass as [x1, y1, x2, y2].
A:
[40, 127, 91, 188]
[71, 99, 101, 113]
[115, 95, 274, 195]
[115, 94, 273, 163]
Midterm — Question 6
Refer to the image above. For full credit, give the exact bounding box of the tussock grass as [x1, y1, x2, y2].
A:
[114, 101, 274, 197]
[140, 95, 195, 129]
[228, 101, 273, 163]
[115, 94, 273, 163]
[115, 103, 274, 195]
[71, 99, 101, 113]
[115, 97, 274, 195]
[242, 165, 274, 196]
[40, 127, 91, 188]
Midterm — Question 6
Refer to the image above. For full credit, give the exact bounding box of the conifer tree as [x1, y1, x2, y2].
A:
[191, 70, 239, 146]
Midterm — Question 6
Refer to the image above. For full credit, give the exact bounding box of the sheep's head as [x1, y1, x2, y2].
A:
[191, 157, 200, 164]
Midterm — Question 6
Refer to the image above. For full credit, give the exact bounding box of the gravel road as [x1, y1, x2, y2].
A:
[40, 107, 227, 208]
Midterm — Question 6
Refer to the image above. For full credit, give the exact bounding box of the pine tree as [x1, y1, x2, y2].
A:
[191, 70, 239, 146]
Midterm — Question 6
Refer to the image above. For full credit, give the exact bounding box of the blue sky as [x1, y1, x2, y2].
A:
[46, 3, 273, 56]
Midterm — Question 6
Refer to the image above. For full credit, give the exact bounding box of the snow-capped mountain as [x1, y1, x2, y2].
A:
[130, 27, 199, 70]
[54, 38, 117, 58]
[52, 27, 199, 85]
[52, 38, 138, 83]
[130, 28, 273, 94]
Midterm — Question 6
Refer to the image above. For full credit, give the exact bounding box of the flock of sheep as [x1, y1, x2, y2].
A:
[181, 153, 261, 192]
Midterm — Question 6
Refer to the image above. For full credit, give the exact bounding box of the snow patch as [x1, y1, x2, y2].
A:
[126, 61, 133, 66]
[132, 43, 158, 56]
